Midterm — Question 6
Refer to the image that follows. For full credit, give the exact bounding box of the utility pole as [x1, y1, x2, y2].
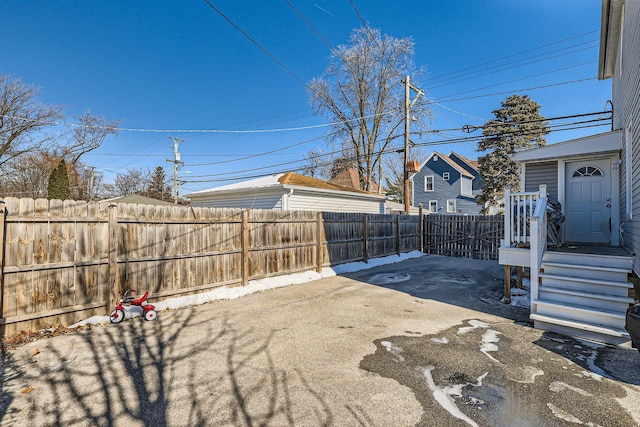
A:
[166, 137, 184, 204]
[403, 75, 424, 214]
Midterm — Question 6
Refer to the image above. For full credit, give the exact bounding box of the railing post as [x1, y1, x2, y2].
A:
[539, 184, 547, 199]
[529, 217, 540, 305]
[504, 185, 512, 247]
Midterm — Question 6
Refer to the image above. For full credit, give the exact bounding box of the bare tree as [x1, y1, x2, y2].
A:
[63, 111, 120, 165]
[310, 27, 430, 191]
[0, 74, 62, 166]
[0, 152, 59, 198]
[301, 148, 325, 178]
[115, 168, 150, 196]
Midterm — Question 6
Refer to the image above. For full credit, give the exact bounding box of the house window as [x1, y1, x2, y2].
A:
[572, 166, 603, 177]
[424, 175, 434, 192]
[446, 199, 456, 213]
[461, 176, 473, 197]
[428, 200, 438, 213]
[443, 172, 450, 181]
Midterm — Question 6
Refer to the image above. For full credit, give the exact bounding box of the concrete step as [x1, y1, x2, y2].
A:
[530, 313, 631, 346]
[539, 273, 632, 297]
[538, 286, 634, 312]
[541, 261, 630, 282]
[534, 299, 626, 330]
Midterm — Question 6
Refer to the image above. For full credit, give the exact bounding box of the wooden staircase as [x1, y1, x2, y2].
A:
[530, 250, 635, 346]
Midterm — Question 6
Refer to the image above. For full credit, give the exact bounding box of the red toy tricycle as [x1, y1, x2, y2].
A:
[110, 289, 157, 323]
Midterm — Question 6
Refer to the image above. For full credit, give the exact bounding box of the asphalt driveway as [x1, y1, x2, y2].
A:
[1, 255, 639, 426]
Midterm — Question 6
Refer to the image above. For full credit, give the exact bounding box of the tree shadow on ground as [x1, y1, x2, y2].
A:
[0, 307, 341, 426]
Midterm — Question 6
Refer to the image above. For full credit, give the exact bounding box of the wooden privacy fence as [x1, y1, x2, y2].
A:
[0, 198, 425, 336]
[423, 214, 504, 260]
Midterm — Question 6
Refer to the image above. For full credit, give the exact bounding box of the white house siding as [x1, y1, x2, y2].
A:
[524, 161, 559, 198]
[612, 0, 640, 274]
[189, 191, 284, 210]
[287, 191, 383, 214]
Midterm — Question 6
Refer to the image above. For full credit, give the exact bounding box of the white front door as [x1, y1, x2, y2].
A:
[564, 159, 612, 243]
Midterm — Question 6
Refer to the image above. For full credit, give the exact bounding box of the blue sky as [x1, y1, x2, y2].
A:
[0, 1, 611, 194]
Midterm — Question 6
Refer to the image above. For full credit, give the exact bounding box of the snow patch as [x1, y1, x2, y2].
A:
[70, 251, 425, 328]
[431, 337, 449, 344]
[423, 366, 482, 427]
[457, 320, 491, 335]
[480, 329, 502, 363]
[509, 278, 531, 308]
[547, 403, 584, 424]
[381, 340, 405, 361]
[549, 381, 592, 397]
[509, 366, 544, 384]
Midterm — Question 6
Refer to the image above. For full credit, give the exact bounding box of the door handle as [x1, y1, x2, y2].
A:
[606, 204, 611, 207]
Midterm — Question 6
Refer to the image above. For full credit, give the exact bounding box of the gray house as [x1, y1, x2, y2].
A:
[498, 0, 639, 346]
[410, 151, 483, 214]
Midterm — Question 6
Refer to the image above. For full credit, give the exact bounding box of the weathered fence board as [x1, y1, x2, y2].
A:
[0, 197, 503, 336]
[423, 214, 504, 260]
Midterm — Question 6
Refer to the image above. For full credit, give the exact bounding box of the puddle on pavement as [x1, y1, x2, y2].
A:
[360, 319, 637, 427]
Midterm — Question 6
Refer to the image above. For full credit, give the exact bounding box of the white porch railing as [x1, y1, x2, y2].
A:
[503, 184, 547, 246]
[502, 184, 548, 306]
[528, 194, 548, 303]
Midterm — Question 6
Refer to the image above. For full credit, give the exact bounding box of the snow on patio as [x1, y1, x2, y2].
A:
[71, 250, 427, 328]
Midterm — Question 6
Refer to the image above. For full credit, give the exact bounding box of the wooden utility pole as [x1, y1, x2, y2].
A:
[403, 76, 424, 214]
[404, 76, 411, 213]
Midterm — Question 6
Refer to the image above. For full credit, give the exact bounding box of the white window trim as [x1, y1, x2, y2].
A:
[428, 200, 438, 213]
[446, 199, 456, 213]
[443, 172, 450, 181]
[424, 175, 434, 192]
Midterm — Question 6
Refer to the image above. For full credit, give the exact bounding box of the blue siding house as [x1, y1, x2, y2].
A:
[411, 151, 483, 214]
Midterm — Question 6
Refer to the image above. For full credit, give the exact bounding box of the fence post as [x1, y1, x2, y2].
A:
[0, 201, 6, 335]
[418, 204, 424, 252]
[107, 204, 118, 311]
[316, 212, 323, 273]
[396, 215, 401, 256]
[241, 210, 250, 286]
[363, 214, 369, 263]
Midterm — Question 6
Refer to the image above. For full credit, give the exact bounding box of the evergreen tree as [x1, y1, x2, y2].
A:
[146, 166, 172, 201]
[477, 95, 550, 213]
[47, 159, 70, 200]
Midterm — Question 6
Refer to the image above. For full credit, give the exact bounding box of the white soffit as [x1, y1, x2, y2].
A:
[512, 130, 621, 162]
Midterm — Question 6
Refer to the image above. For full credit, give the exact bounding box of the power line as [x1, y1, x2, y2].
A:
[427, 30, 599, 83]
[201, 0, 313, 91]
[428, 42, 599, 90]
[182, 118, 612, 185]
[181, 112, 611, 183]
[430, 77, 598, 104]
[437, 60, 598, 101]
